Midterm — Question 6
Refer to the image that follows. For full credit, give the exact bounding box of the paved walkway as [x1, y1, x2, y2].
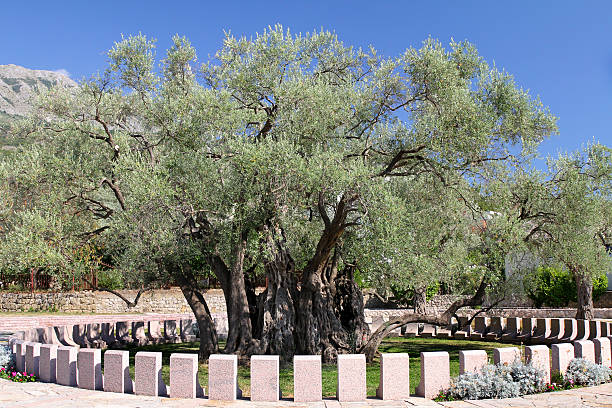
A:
[1, 379, 612, 408]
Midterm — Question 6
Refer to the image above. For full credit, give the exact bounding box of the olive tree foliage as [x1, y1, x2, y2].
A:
[0, 26, 557, 361]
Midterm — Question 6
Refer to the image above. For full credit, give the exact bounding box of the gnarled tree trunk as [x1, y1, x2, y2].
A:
[251, 220, 297, 360]
[574, 271, 594, 320]
[331, 263, 370, 352]
[359, 276, 490, 362]
[221, 230, 255, 355]
[413, 286, 427, 314]
[178, 279, 219, 360]
[295, 193, 367, 362]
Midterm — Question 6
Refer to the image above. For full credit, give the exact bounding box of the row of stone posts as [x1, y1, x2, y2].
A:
[18, 318, 198, 348]
[10, 336, 612, 402]
[367, 316, 612, 345]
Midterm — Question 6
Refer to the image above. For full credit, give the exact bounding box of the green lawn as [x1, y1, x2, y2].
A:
[103, 337, 521, 397]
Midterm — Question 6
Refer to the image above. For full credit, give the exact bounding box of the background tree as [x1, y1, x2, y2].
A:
[514, 144, 611, 319]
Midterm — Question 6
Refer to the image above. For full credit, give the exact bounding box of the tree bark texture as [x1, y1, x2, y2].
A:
[294, 193, 367, 362]
[219, 231, 254, 354]
[413, 286, 427, 314]
[178, 282, 219, 360]
[574, 272, 595, 320]
[251, 221, 298, 360]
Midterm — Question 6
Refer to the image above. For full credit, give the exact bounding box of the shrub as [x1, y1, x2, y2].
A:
[0, 345, 15, 371]
[443, 361, 545, 400]
[524, 265, 607, 308]
[565, 358, 612, 386]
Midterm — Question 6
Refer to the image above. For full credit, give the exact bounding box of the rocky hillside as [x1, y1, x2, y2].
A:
[0, 64, 77, 149]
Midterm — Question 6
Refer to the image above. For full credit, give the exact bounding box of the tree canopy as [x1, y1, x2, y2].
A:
[0, 26, 572, 362]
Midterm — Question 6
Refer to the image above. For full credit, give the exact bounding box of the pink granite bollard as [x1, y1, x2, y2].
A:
[416, 352, 450, 399]
[370, 316, 387, 333]
[532, 318, 551, 342]
[337, 354, 366, 402]
[552, 343, 574, 375]
[594, 338, 611, 367]
[36, 327, 61, 345]
[73, 324, 91, 347]
[39, 344, 58, 383]
[180, 319, 196, 342]
[78, 348, 103, 390]
[147, 320, 164, 344]
[525, 345, 550, 383]
[454, 317, 471, 340]
[25, 342, 40, 377]
[404, 323, 419, 338]
[132, 321, 148, 346]
[544, 319, 565, 344]
[485, 317, 503, 340]
[575, 320, 590, 341]
[86, 323, 104, 348]
[376, 353, 410, 400]
[459, 350, 488, 374]
[103, 350, 133, 394]
[589, 320, 602, 340]
[56, 325, 79, 347]
[170, 353, 204, 399]
[56, 346, 78, 386]
[493, 347, 521, 366]
[208, 354, 241, 400]
[116, 321, 132, 344]
[420, 324, 437, 338]
[502, 317, 520, 342]
[293, 355, 322, 402]
[516, 318, 535, 342]
[574, 340, 596, 363]
[164, 320, 179, 342]
[135, 351, 167, 396]
[100, 322, 116, 346]
[561, 319, 578, 342]
[470, 317, 489, 340]
[251, 355, 280, 401]
[15, 341, 25, 372]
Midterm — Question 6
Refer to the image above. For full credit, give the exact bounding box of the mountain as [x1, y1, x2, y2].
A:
[0, 64, 77, 150]
[0, 64, 76, 117]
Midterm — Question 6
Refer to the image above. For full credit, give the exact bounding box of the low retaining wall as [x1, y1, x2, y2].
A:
[4, 288, 612, 319]
[8, 314, 612, 402]
[0, 288, 227, 314]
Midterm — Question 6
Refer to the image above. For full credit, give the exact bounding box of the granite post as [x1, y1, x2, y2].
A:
[337, 354, 366, 402]
[376, 353, 410, 400]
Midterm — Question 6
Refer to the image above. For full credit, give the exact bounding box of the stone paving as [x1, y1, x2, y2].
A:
[1, 378, 612, 407]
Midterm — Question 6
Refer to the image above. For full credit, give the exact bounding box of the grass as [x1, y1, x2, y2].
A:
[102, 337, 521, 397]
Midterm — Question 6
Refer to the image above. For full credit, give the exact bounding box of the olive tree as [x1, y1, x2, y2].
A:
[0, 27, 557, 361]
[513, 144, 611, 319]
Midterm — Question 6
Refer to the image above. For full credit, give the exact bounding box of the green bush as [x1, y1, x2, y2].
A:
[524, 265, 607, 308]
[389, 281, 440, 305]
[96, 269, 125, 290]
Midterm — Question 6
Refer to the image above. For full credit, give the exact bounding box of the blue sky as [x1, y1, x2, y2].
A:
[2, 1, 611, 161]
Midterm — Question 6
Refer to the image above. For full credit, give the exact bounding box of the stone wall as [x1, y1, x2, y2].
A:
[2, 288, 612, 319]
[0, 288, 227, 314]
